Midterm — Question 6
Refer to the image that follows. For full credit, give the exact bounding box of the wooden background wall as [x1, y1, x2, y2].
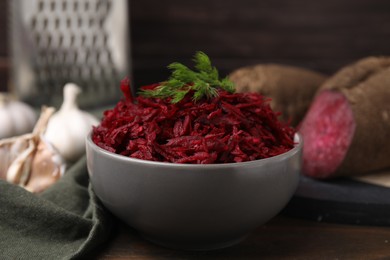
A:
[1, 0, 390, 91]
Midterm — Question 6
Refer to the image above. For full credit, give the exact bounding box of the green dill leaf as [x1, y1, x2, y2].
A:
[140, 85, 168, 98]
[192, 80, 208, 101]
[210, 67, 219, 81]
[220, 77, 236, 93]
[206, 85, 219, 99]
[172, 89, 190, 103]
[139, 51, 236, 103]
[165, 78, 185, 89]
[193, 80, 218, 101]
[193, 51, 212, 73]
[168, 63, 197, 83]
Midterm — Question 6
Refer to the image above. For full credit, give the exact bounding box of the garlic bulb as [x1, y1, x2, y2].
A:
[44, 83, 99, 162]
[0, 106, 66, 193]
[0, 93, 37, 139]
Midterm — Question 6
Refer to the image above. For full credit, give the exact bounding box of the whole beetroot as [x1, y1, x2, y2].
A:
[229, 64, 327, 126]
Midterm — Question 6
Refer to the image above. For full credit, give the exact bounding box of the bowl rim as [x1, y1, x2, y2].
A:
[86, 132, 302, 169]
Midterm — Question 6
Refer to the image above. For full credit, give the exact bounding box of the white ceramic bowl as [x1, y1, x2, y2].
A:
[86, 133, 302, 250]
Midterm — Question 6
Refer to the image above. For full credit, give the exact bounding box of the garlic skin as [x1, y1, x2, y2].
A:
[0, 106, 66, 193]
[25, 135, 66, 193]
[44, 83, 99, 162]
[0, 94, 37, 139]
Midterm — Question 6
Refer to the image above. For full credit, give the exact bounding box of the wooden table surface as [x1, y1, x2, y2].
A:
[95, 215, 390, 259]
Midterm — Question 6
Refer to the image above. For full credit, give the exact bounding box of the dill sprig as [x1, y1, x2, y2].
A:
[139, 51, 235, 103]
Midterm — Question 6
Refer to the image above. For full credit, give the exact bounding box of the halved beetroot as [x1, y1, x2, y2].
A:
[300, 57, 390, 178]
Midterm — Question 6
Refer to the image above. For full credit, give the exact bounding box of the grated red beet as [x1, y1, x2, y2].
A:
[92, 78, 295, 164]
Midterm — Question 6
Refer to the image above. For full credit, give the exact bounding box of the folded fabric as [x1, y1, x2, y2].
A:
[0, 156, 112, 260]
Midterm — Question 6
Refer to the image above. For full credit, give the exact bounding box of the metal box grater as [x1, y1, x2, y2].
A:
[9, 0, 131, 108]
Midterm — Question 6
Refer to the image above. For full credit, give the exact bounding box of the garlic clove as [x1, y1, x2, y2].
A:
[6, 138, 35, 185]
[44, 83, 99, 162]
[24, 135, 66, 193]
[0, 133, 34, 181]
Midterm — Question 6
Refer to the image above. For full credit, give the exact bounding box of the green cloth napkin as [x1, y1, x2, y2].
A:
[0, 156, 112, 260]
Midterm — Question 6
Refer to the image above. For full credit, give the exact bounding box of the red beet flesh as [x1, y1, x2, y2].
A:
[300, 90, 356, 178]
[92, 79, 295, 164]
